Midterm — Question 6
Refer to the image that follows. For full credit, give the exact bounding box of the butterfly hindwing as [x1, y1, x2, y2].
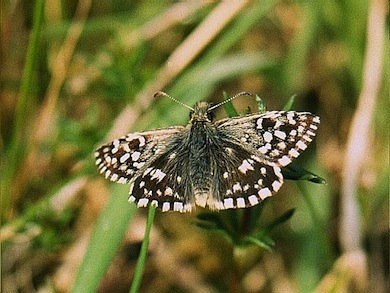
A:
[128, 133, 195, 212]
[207, 138, 284, 210]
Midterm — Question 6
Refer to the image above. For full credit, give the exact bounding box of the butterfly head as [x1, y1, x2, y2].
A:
[190, 101, 214, 123]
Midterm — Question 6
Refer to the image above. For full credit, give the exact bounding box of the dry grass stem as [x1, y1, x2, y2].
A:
[33, 0, 92, 144]
[124, 1, 211, 46]
[107, 1, 249, 140]
[339, 0, 387, 252]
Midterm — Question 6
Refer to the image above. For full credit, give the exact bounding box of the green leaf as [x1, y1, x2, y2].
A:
[263, 208, 295, 233]
[195, 212, 226, 230]
[243, 235, 275, 251]
[255, 94, 267, 113]
[282, 94, 297, 111]
[282, 163, 326, 184]
[223, 92, 239, 117]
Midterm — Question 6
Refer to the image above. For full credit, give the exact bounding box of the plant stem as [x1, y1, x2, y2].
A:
[129, 205, 156, 293]
[2, 0, 45, 220]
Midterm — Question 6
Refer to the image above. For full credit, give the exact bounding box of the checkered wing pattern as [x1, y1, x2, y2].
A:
[217, 111, 320, 167]
[95, 127, 184, 184]
[95, 100, 320, 213]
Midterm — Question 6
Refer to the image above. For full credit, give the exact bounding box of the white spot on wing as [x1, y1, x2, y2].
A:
[174, 202, 183, 212]
[258, 188, 272, 199]
[289, 148, 300, 158]
[297, 140, 307, 150]
[122, 143, 131, 152]
[150, 169, 166, 181]
[133, 162, 145, 169]
[303, 135, 313, 142]
[138, 136, 146, 147]
[274, 120, 283, 129]
[233, 183, 242, 192]
[273, 166, 283, 179]
[137, 198, 149, 207]
[224, 198, 234, 209]
[131, 151, 141, 161]
[143, 167, 153, 176]
[259, 146, 268, 154]
[120, 153, 130, 163]
[274, 130, 287, 140]
[248, 195, 259, 205]
[238, 159, 254, 174]
[263, 131, 273, 143]
[113, 139, 120, 147]
[162, 202, 170, 212]
[277, 141, 287, 150]
[278, 155, 292, 166]
[236, 197, 245, 208]
[272, 180, 282, 191]
[256, 118, 263, 129]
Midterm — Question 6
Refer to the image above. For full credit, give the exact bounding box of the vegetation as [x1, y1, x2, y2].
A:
[1, 1, 388, 292]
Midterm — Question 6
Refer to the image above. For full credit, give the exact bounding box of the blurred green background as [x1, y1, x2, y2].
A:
[1, 1, 388, 292]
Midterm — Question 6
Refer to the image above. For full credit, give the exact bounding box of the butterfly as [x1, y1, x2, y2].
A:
[95, 92, 320, 212]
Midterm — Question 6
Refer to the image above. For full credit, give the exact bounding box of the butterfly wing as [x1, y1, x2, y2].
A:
[128, 132, 195, 213]
[207, 111, 320, 210]
[95, 127, 184, 184]
[216, 111, 320, 167]
[127, 125, 284, 212]
[206, 136, 284, 210]
[95, 110, 320, 212]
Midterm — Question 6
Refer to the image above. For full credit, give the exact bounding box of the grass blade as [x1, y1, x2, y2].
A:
[72, 184, 137, 293]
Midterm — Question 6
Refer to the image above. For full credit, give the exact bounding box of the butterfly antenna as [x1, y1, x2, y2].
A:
[154, 91, 194, 111]
[208, 91, 254, 111]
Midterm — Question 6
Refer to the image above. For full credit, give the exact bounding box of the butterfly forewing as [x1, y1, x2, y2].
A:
[217, 111, 320, 167]
[95, 127, 184, 184]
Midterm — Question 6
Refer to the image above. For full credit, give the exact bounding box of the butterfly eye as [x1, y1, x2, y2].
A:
[207, 111, 214, 121]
